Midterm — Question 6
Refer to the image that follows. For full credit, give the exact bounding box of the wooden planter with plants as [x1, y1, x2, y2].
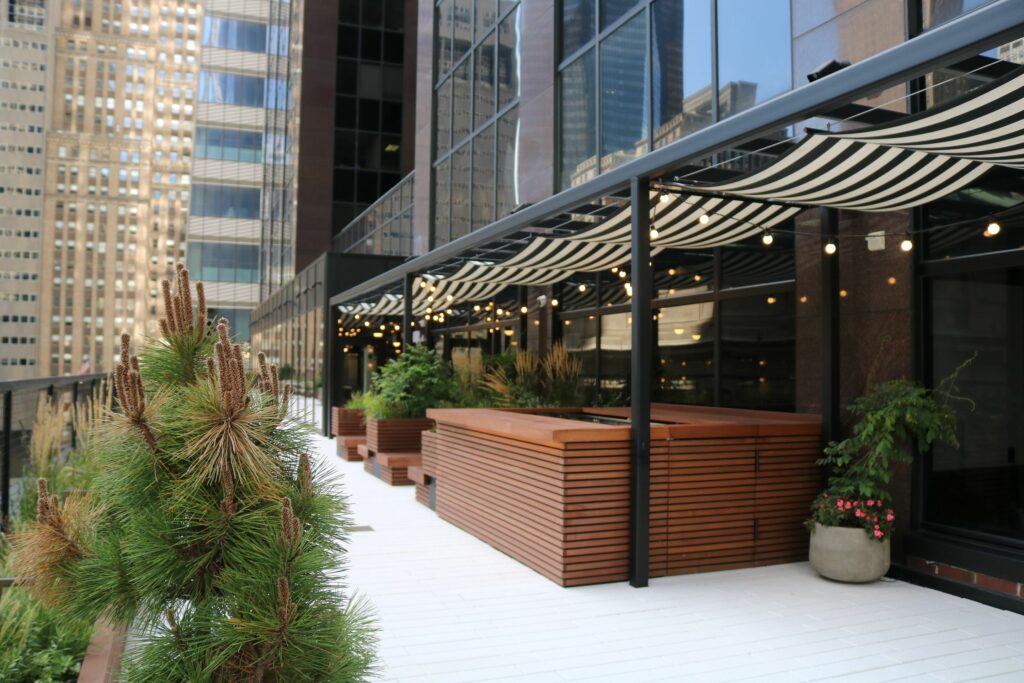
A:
[331, 406, 366, 437]
[360, 345, 454, 487]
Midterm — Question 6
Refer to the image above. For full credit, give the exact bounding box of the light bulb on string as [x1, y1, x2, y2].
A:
[824, 240, 837, 255]
[659, 192, 670, 204]
[698, 213, 710, 225]
[899, 236, 914, 252]
[577, 283, 587, 293]
[985, 221, 1001, 237]
[761, 229, 774, 246]
[649, 227, 659, 240]
[520, 305, 528, 314]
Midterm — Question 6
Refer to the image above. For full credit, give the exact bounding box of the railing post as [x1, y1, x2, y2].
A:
[629, 176, 652, 588]
[2, 390, 12, 525]
[71, 381, 80, 450]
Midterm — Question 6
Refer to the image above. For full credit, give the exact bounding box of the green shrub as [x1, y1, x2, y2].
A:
[366, 345, 456, 419]
[482, 343, 584, 408]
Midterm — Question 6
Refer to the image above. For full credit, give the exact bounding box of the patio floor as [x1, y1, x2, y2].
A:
[312, 431, 1024, 683]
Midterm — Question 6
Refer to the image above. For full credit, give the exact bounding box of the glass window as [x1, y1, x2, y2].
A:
[209, 308, 252, 341]
[436, 77, 452, 157]
[601, 0, 640, 29]
[191, 184, 261, 219]
[719, 294, 794, 411]
[452, 60, 472, 146]
[198, 72, 286, 108]
[476, 0, 497, 38]
[561, 0, 595, 58]
[599, 312, 633, 398]
[921, 0, 997, 30]
[564, 314, 599, 396]
[434, 156, 451, 245]
[926, 267, 1023, 542]
[450, 143, 472, 240]
[655, 303, 716, 404]
[436, 0, 453, 76]
[453, 0, 473, 65]
[720, 235, 795, 290]
[497, 7, 519, 109]
[195, 127, 263, 163]
[472, 123, 495, 229]
[202, 17, 267, 53]
[474, 30, 496, 128]
[560, 49, 597, 188]
[600, 12, 648, 172]
[653, 0, 712, 148]
[496, 107, 520, 218]
[187, 243, 260, 285]
[717, 0, 791, 118]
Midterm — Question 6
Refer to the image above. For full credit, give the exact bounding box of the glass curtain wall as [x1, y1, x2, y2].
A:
[432, 0, 521, 246]
[561, 237, 796, 409]
[558, 0, 792, 188]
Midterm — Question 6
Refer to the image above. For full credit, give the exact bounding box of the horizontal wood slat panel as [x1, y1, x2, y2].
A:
[427, 406, 820, 587]
[336, 436, 366, 462]
[331, 408, 366, 436]
[366, 418, 434, 453]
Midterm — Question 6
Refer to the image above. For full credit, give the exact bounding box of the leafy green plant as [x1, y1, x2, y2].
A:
[345, 391, 370, 410]
[809, 378, 961, 540]
[482, 343, 584, 408]
[10, 265, 377, 681]
[366, 345, 456, 419]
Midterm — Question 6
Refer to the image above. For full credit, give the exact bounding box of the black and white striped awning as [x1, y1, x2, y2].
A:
[341, 69, 1024, 315]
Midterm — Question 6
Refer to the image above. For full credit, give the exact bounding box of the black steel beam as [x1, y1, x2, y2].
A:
[328, 0, 1024, 308]
[1, 390, 11, 524]
[821, 208, 841, 443]
[629, 177, 652, 588]
[403, 272, 415, 347]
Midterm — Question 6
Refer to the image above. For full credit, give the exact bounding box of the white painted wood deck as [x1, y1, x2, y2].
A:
[312, 432, 1024, 683]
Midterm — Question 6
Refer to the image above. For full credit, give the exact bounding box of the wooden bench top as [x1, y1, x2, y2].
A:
[338, 435, 367, 446]
[376, 451, 423, 467]
[427, 404, 820, 445]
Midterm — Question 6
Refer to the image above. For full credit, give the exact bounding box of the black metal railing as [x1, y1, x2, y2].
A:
[0, 373, 107, 524]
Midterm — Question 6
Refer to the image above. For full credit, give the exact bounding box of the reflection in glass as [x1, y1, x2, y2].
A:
[720, 235, 796, 290]
[717, 0, 791, 118]
[601, 0, 640, 29]
[653, 0, 713, 148]
[436, 0, 453, 76]
[563, 315, 599, 397]
[719, 294, 794, 411]
[560, 49, 597, 188]
[497, 7, 520, 110]
[436, 78, 452, 157]
[927, 268, 1023, 541]
[922, 0, 997, 30]
[450, 143, 472, 240]
[600, 12, 648, 173]
[434, 157, 451, 245]
[655, 303, 715, 404]
[472, 124, 496, 230]
[476, 0, 498, 38]
[496, 107, 520, 218]
[452, 61, 473, 147]
[474, 31, 497, 128]
[561, 0, 595, 59]
[600, 312, 632, 394]
[453, 0, 474, 65]
[654, 253, 714, 298]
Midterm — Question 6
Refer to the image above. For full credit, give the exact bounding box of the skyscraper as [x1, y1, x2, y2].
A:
[0, 0, 51, 379]
[38, 0, 199, 376]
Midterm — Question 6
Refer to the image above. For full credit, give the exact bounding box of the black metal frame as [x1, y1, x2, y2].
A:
[629, 177, 652, 587]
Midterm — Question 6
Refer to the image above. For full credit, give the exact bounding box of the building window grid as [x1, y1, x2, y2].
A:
[432, 0, 521, 246]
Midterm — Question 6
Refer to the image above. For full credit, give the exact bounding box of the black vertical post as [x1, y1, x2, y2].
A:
[629, 176, 652, 588]
[821, 207, 841, 443]
[403, 273, 415, 348]
[595, 273, 603, 392]
[517, 286, 528, 351]
[1, 390, 11, 524]
[71, 381, 80, 449]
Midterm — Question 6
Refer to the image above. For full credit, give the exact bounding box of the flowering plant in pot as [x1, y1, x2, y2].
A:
[808, 378, 959, 582]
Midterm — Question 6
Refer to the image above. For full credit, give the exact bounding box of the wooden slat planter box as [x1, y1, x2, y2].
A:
[366, 417, 434, 454]
[408, 465, 431, 507]
[427, 404, 821, 587]
[336, 435, 366, 461]
[77, 619, 126, 683]
[374, 451, 421, 486]
[331, 407, 366, 437]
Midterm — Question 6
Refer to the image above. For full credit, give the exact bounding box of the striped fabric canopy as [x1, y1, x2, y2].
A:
[342, 69, 1024, 315]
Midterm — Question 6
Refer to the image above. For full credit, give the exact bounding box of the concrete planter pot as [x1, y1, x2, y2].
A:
[809, 522, 890, 583]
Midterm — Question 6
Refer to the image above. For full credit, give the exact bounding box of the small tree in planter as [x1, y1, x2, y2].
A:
[10, 266, 376, 681]
[363, 345, 455, 454]
[808, 379, 959, 582]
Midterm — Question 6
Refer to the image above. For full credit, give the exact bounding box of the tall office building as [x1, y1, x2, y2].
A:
[0, 0, 51, 379]
[186, 0, 298, 341]
[38, 0, 200, 376]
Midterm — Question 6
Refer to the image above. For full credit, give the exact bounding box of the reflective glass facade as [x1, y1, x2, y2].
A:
[558, 0, 792, 188]
[432, 0, 521, 246]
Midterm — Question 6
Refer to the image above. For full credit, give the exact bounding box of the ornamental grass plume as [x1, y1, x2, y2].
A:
[9, 265, 377, 682]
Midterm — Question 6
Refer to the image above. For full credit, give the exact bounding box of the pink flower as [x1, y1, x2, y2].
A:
[844, 502, 852, 510]
[855, 510, 864, 518]
[853, 501, 859, 507]
[874, 530, 883, 538]
[874, 524, 880, 529]
[867, 500, 874, 506]
[886, 514, 894, 522]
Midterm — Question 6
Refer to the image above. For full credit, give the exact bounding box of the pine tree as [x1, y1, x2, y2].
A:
[11, 265, 377, 682]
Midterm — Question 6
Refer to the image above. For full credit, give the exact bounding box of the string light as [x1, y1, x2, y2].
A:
[762, 229, 774, 246]
[659, 192, 670, 204]
[824, 240, 837, 255]
[698, 213, 710, 225]
[520, 305, 528, 314]
[649, 227, 659, 240]
[985, 221, 1001, 237]
[550, 298, 559, 307]
[900, 236, 914, 252]
[577, 283, 587, 293]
